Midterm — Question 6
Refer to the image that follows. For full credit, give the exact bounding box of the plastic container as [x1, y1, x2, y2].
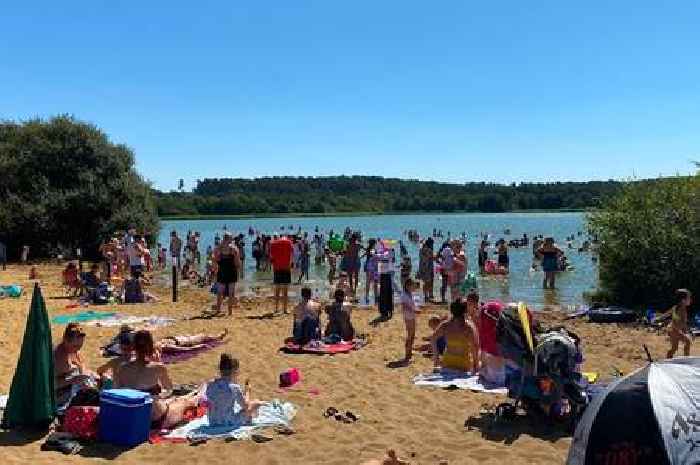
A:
[99, 389, 153, 446]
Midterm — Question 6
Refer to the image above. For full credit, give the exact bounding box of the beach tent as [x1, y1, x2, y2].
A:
[1, 283, 56, 429]
[567, 357, 700, 465]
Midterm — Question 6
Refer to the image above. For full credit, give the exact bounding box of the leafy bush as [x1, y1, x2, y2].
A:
[588, 175, 700, 308]
[0, 115, 159, 259]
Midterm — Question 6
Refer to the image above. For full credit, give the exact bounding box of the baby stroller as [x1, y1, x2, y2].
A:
[495, 305, 588, 431]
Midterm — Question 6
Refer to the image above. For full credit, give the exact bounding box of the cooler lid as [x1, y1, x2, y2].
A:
[100, 388, 152, 404]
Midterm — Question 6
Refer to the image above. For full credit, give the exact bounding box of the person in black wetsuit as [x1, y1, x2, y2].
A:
[214, 232, 241, 316]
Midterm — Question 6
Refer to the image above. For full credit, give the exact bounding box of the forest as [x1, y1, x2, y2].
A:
[155, 176, 624, 216]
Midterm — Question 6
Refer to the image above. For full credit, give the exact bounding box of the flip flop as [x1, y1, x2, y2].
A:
[345, 411, 360, 422]
[323, 407, 339, 418]
[251, 434, 273, 443]
[274, 425, 296, 435]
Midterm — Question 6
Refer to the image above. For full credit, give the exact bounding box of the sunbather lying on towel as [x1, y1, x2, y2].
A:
[206, 353, 264, 427]
[114, 330, 202, 429]
[158, 329, 228, 354]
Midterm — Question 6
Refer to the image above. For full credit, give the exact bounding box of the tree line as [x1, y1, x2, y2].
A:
[155, 176, 623, 216]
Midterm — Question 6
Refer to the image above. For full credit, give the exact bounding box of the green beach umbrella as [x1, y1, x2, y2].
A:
[2, 283, 55, 429]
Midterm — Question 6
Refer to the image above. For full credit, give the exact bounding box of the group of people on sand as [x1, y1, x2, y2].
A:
[54, 322, 261, 430]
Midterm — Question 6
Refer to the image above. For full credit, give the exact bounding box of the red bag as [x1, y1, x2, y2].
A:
[63, 406, 99, 440]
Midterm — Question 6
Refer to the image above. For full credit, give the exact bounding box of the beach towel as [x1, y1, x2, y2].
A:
[84, 314, 176, 329]
[0, 285, 22, 298]
[413, 371, 508, 394]
[162, 400, 296, 441]
[160, 339, 225, 364]
[280, 341, 356, 355]
[51, 311, 116, 325]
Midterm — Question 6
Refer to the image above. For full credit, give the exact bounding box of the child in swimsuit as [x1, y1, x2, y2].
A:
[667, 289, 693, 358]
[401, 278, 418, 362]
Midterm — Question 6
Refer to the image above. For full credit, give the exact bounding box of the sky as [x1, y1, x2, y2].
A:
[2, 2, 699, 191]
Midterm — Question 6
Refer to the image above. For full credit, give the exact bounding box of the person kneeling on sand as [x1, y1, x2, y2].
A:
[114, 330, 201, 429]
[206, 353, 264, 428]
[122, 270, 158, 304]
[325, 289, 355, 342]
[293, 287, 321, 345]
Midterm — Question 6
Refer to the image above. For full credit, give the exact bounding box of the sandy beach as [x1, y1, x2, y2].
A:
[0, 264, 694, 465]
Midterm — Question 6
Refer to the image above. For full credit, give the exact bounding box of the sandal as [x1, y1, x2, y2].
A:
[345, 411, 360, 422]
[323, 407, 339, 418]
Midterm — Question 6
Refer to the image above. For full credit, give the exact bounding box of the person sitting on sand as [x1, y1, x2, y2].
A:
[293, 287, 321, 345]
[206, 353, 264, 428]
[431, 299, 479, 373]
[62, 262, 81, 295]
[417, 315, 447, 355]
[666, 288, 693, 358]
[82, 263, 101, 289]
[54, 323, 98, 405]
[121, 270, 158, 304]
[114, 330, 201, 429]
[325, 289, 355, 342]
[97, 328, 134, 385]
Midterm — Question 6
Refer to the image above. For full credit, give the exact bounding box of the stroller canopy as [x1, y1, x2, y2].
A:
[567, 357, 700, 465]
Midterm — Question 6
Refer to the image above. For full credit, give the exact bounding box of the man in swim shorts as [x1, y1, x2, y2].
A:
[270, 234, 293, 314]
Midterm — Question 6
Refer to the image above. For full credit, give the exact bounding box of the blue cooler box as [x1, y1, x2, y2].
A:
[99, 389, 153, 446]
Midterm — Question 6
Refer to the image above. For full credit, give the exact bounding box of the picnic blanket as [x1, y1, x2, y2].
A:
[85, 314, 176, 329]
[280, 340, 359, 355]
[161, 340, 225, 364]
[162, 400, 296, 441]
[413, 370, 508, 394]
[51, 311, 117, 325]
[0, 285, 22, 298]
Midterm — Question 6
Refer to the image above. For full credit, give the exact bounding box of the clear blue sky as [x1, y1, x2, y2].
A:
[2, 2, 699, 191]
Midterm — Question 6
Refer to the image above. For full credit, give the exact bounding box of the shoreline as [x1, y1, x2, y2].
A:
[159, 208, 589, 221]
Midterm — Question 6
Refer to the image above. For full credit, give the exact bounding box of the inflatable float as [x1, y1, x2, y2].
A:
[588, 306, 638, 323]
[484, 260, 508, 275]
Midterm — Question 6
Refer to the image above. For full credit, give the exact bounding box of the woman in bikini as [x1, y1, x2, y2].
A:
[214, 232, 241, 316]
[431, 299, 479, 373]
[114, 330, 201, 429]
[666, 288, 693, 359]
[54, 323, 97, 406]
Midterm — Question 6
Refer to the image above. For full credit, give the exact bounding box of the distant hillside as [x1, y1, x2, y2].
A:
[155, 176, 623, 216]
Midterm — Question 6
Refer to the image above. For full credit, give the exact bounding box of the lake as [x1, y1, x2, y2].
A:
[158, 212, 597, 308]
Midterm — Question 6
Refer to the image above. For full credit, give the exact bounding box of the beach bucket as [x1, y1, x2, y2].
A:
[279, 368, 301, 388]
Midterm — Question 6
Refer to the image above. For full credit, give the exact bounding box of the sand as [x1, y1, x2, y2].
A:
[0, 263, 695, 465]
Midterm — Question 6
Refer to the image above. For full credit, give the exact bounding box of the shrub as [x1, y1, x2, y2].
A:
[0, 115, 159, 259]
[587, 175, 700, 309]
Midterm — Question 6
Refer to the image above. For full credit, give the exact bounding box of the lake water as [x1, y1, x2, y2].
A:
[158, 212, 597, 309]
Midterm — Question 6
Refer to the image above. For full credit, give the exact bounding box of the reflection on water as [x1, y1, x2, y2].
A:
[159, 212, 598, 308]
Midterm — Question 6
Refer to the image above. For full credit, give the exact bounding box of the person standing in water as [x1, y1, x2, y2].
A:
[214, 232, 241, 316]
[345, 233, 362, 297]
[270, 234, 293, 314]
[417, 238, 435, 303]
[666, 289, 693, 358]
[536, 237, 563, 289]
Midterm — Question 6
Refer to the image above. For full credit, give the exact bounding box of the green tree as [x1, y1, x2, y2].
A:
[0, 115, 159, 259]
[588, 175, 700, 308]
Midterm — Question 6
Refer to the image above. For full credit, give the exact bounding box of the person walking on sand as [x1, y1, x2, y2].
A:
[666, 289, 693, 358]
[270, 234, 293, 314]
[401, 278, 418, 363]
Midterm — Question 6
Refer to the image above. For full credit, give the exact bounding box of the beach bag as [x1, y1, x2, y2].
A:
[279, 368, 301, 388]
[63, 406, 99, 440]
